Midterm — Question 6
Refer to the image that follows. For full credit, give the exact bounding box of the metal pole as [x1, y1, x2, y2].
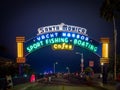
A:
[68, 68, 70, 73]
[54, 63, 55, 73]
[54, 62, 58, 73]
[19, 64, 21, 75]
[113, 16, 117, 80]
[76, 52, 84, 72]
[19, 64, 23, 75]
[101, 63, 104, 78]
[81, 53, 84, 72]
[66, 67, 70, 73]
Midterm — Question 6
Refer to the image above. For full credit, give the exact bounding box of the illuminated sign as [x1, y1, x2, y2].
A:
[25, 31, 101, 56]
[73, 39, 97, 52]
[37, 23, 88, 36]
[26, 37, 68, 53]
[52, 43, 73, 50]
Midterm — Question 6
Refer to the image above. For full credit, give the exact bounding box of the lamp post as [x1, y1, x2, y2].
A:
[54, 62, 58, 73]
[76, 52, 84, 72]
[101, 63, 104, 78]
[66, 67, 70, 73]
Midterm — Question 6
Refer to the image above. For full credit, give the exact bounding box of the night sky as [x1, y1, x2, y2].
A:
[0, 0, 120, 73]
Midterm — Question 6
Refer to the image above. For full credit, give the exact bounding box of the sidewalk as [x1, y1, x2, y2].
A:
[91, 78, 116, 90]
[103, 84, 115, 90]
[12, 83, 37, 90]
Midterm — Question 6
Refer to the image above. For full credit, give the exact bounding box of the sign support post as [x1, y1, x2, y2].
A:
[100, 38, 109, 83]
[16, 37, 25, 75]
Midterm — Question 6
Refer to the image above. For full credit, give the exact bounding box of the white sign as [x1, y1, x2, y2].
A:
[37, 23, 88, 36]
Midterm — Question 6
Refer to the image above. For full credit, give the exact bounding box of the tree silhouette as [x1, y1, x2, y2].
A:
[100, 0, 120, 22]
[100, 0, 120, 80]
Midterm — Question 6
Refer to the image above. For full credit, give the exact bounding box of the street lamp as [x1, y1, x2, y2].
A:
[76, 52, 84, 72]
[54, 62, 58, 73]
[66, 67, 70, 73]
[100, 63, 104, 78]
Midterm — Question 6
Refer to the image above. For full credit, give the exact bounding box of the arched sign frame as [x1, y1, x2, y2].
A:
[16, 23, 109, 65]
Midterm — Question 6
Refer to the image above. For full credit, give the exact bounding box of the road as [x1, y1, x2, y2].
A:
[13, 83, 105, 90]
[12, 74, 115, 90]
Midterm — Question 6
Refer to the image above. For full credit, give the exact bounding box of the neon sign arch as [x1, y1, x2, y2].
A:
[25, 23, 102, 57]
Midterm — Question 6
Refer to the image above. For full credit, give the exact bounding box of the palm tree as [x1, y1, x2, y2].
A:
[100, 0, 120, 80]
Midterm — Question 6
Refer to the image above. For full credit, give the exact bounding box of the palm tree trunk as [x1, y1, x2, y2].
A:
[113, 15, 117, 80]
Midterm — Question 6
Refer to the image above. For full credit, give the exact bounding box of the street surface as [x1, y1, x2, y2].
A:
[12, 74, 116, 90]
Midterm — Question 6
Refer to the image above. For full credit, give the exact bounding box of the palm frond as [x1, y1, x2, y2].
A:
[100, 0, 120, 22]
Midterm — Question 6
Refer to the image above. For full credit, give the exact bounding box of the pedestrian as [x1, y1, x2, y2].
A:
[30, 74, 36, 83]
[48, 76, 51, 82]
[5, 75, 13, 90]
[6, 80, 13, 89]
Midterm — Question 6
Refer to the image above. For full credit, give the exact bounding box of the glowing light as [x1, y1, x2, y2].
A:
[37, 23, 88, 36]
[100, 38, 109, 64]
[37, 37, 40, 41]
[46, 34, 49, 38]
[73, 39, 98, 52]
[81, 36, 85, 40]
[25, 32, 99, 54]
[16, 37, 26, 63]
[41, 35, 45, 39]
[101, 63, 104, 66]
[45, 38, 68, 45]
[85, 37, 89, 41]
[52, 43, 73, 50]
[62, 33, 66, 37]
[61, 32, 89, 41]
[27, 41, 44, 53]
[17, 43, 23, 57]
[26, 38, 69, 53]
[76, 35, 80, 39]
[50, 70, 53, 74]
[30, 74, 35, 83]
[67, 33, 71, 37]
[16, 57, 25, 63]
[72, 34, 75, 38]
[36, 33, 58, 41]
[102, 43, 108, 58]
